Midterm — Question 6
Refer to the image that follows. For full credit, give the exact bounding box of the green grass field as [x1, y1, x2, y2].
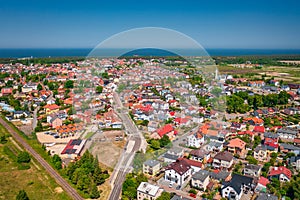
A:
[0, 123, 71, 200]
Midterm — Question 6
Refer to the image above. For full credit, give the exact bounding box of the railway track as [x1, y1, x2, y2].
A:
[0, 117, 83, 200]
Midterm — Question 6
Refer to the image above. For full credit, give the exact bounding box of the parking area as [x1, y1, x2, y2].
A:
[36, 131, 80, 144]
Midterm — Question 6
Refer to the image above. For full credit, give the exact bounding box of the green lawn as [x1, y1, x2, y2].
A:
[84, 131, 96, 139]
[0, 123, 71, 200]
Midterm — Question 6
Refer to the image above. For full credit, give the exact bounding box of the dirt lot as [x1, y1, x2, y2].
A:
[46, 144, 66, 156]
[91, 140, 125, 168]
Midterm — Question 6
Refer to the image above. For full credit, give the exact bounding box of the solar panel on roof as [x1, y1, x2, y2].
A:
[71, 139, 81, 146]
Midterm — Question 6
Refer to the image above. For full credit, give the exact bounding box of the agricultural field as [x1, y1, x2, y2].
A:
[219, 64, 300, 83]
[0, 124, 71, 200]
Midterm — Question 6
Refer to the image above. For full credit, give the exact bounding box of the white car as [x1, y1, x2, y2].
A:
[169, 182, 174, 188]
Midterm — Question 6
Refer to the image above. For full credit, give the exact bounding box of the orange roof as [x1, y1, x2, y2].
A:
[227, 138, 246, 149]
[44, 104, 60, 110]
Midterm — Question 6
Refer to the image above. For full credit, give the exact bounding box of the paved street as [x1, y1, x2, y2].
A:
[108, 92, 147, 200]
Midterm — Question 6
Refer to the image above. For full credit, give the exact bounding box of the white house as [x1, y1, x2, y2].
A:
[187, 132, 204, 148]
[137, 182, 163, 200]
[164, 159, 192, 186]
[191, 170, 210, 191]
[212, 151, 234, 169]
[221, 174, 254, 200]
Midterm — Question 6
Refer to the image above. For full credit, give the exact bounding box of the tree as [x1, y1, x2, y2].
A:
[0, 135, 8, 144]
[17, 152, 31, 163]
[157, 192, 171, 200]
[16, 190, 29, 200]
[159, 135, 171, 147]
[150, 140, 160, 150]
[95, 86, 103, 94]
[37, 83, 43, 91]
[64, 80, 74, 89]
[246, 155, 258, 165]
[51, 154, 62, 170]
[89, 183, 100, 199]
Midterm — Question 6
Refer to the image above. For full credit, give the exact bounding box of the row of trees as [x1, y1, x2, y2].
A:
[226, 91, 290, 113]
[148, 135, 171, 150]
[64, 151, 109, 199]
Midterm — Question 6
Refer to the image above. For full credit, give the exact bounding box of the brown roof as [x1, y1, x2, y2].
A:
[165, 159, 191, 175]
[214, 151, 233, 162]
[190, 149, 209, 158]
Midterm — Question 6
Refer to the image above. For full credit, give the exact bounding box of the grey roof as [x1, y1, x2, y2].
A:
[289, 156, 300, 163]
[244, 164, 262, 171]
[163, 153, 179, 161]
[264, 132, 279, 139]
[277, 128, 298, 135]
[209, 170, 230, 181]
[208, 141, 223, 148]
[190, 149, 209, 158]
[168, 147, 183, 154]
[143, 159, 160, 167]
[222, 174, 254, 195]
[256, 193, 278, 200]
[192, 170, 210, 182]
[280, 143, 300, 151]
[254, 145, 268, 152]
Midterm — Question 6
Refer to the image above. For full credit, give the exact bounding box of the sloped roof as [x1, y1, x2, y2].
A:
[214, 151, 233, 162]
[222, 174, 253, 195]
[165, 159, 191, 175]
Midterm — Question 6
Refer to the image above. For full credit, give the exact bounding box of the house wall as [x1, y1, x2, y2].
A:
[143, 163, 161, 175]
[164, 168, 192, 186]
[191, 176, 210, 190]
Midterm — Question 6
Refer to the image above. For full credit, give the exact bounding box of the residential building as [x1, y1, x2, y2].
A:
[255, 176, 270, 193]
[209, 170, 231, 182]
[280, 143, 300, 155]
[50, 116, 63, 129]
[143, 159, 161, 176]
[165, 159, 192, 186]
[207, 141, 224, 153]
[289, 156, 300, 170]
[213, 151, 234, 169]
[253, 145, 268, 162]
[189, 149, 210, 163]
[243, 164, 262, 177]
[226, 138, 246, 154]
[277, 128, 298, 140]
[137, 182, 163, 200]
[191, 170, 210, 191]
[267, 166, 292, 182]
[221, 174, 254, 200]
[187, 132, 204, 148]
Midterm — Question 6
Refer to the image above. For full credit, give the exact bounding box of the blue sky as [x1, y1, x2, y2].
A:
[0, 0, 300, 49]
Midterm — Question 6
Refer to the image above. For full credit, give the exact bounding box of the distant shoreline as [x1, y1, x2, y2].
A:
[1, 48, 300, 58]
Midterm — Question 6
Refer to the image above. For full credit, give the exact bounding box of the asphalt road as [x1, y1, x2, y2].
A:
[108, 92, 146, 200]
[0, 117, 83, 200]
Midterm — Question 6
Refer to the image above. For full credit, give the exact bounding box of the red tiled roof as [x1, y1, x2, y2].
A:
[294, 138, 300, 144]
[258, 176, 270, 186]
[238, 130, 254, 136]
[253, 126, 265, 133]
[157, 124, 174, 137]
[268, 166, 292, 179]
[174, 117, 189, 124]
[227, 138, 246, 149]
[44, 104, 60, 110]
